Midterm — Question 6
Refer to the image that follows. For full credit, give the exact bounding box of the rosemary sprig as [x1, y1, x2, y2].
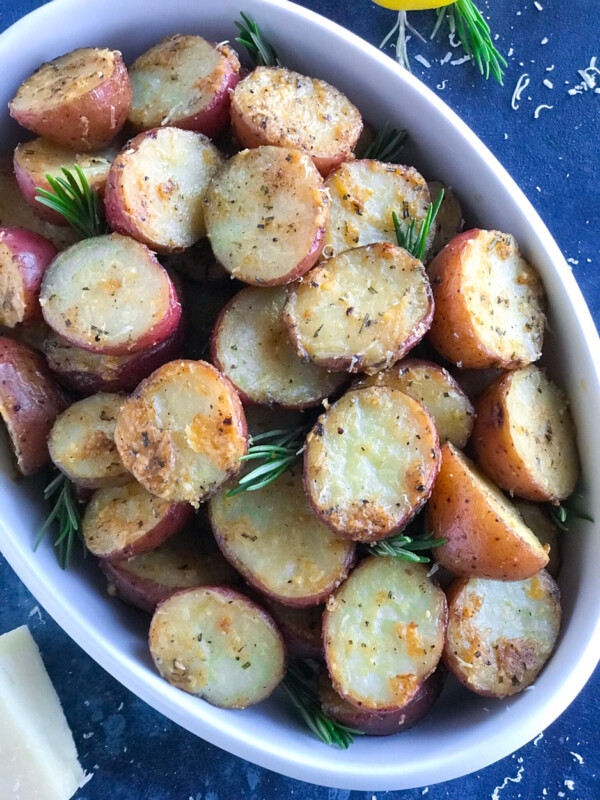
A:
[35, 165, 105, 238]
[547, 497, 593, 533]
[33, 471, 83, 570]
[367, 530, 446, 564]
[235, 11, 281, 67]
[361, 121, 409, 163]
[393, 188, 444, 261]
[281, 662, 362, 748]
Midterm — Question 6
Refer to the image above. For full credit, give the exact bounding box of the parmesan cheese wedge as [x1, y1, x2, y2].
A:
[0, 626, 84, 800]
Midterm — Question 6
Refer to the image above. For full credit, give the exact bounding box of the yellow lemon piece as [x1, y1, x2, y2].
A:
[374, 0, 454, 9]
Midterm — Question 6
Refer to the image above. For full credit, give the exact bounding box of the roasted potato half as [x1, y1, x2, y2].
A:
[428, 443, 549, 580]
[472, 365, 579, 502]
[0, 227, 57, 328]
[261, 599, 324, 660]
[443, 572, 561, 697]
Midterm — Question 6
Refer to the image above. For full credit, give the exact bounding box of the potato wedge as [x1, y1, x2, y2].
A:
[128, 36, 241, 137]
[211, 286, 346, 408]
[210, 467, 356, 606]
[443, 572, 561, 697]
[82, 480, 193, 561]
[149, 586, 285, 709]
[205, 146, 328, 285]
[283, 243, 433, 374]
[323, 160, 431, 258]
[48, 393, 129, 489]
[355, 358, 474, 448]
[428, 442, 549, 580]
[428, 181, 463, 256]
[9, 48, 131, 150]
[428, 229, 546, 369]
[114, 360, 247, 506]
[304, 386, 440, 542]
[514, 500, 561, 578]
[318, 668, 443, 736]
[472, 365, 579, 502]
[323, 557, 447, 711]
[0, 227, 57, 328]
[231, 66, 362, 175]
[105, 128, 223, 253]
[261, 599, 323, 659]
[39, 233, 181, 355]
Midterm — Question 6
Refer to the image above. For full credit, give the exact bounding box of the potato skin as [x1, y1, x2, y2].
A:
[0, 227, 57, 327]
[427, 442, 549, 580]
[0, 335, 69, 475]
[260, 598, 324, 659]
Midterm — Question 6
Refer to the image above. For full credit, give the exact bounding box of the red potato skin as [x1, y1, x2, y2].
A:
[13, 157, 66, 227]
[0, 336, 69, 475]
[260, 598, 324, 659]
[9, 53, 132, 151]
[0, 228, 57, 326]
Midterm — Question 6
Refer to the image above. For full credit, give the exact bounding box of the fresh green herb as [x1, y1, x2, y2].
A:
[393, 188, 444, 261]
[547, 497, 593, 533]
[361, 121, 409, 163]
[235, 11, 281, 67]
[367, 530, 446, 564]
[34, 471, 83, 570]
[35, 165, 105, 238]
[281, 662, 362, 748]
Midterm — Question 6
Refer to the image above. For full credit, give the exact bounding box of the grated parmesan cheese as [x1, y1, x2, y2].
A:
[511, 73, 530, 109]
[534, 104, 553, 118]
[415, 54, 431, 68]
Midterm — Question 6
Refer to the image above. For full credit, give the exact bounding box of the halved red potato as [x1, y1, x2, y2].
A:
[428, 181, 463, 257]
[472, 366, 579, 503]
[283, 243, 433, 374]
[48, 393, 129, 489]
[105, 128, 223, 253]
[39, 233, 181, 355]
[514, 500, 561, 578]
[428, 230, 546, 369]
[231, 66, 362, 175]
[209, 467, 356, 607]
[323, 160, 431, 258]
[13, 138, 118, 225]
[9, 48, 132, 151]
[211, 286, 347, 408]
[101, 522, 240, 613]
[149, 586, 285, 709]
[443, 572, 561, 697]
[205, 146, 329, 286]
[0, 157, 78, 250]
[43, 324, 183, 395]
[128, 36, 241, 137]
[427, 442, 549, 580]
[114, 360, 247, 506]
[82, 480, 193, 561]
[0, 336, 68, 475]
[324, 557, 446, 711]
[261, 599, 323, 659]
[0, 227, 57, 327]
[318, 668, 444, 735]
[304, 386, 440, 542]
[355, 358, 475, 448]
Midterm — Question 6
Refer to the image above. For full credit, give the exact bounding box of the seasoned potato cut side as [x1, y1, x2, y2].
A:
[48, 393, 129, 489]
[230, 67, 362, 174]
[128, 36, 241, 136]
[356, 358, 475, 447]
[105, 128, 223, 253]
[39, 233, 181, 355]
[323, 160, 431, 258]
[444, 573, 561, 697]
[13, 138, 118, 224]
[304, 387, 440, 542]
[114, 360, 247, 506]
[82, 481, 193, 560]
[428, 443, 549, 580]
[428, 181, 463, 256]
[514, 500, 561, 578]
[205, 146, 329, 285]
[261, 599, 323, 659]
[428, 229, 546, 369]
[9, 48, 131, 150]
[0, 227, 57, 327]
[472, 366, 579, 502]
[149, 586, 285, 709]
[211, 286, 346, 408]
[324, 557, 446, 711]
[210, 468, 356, 606]
[283, 243, 433, 373]
[318, 669, 443, 736]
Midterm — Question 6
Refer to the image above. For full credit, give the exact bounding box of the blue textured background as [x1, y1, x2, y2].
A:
[0, 0, 598, 797]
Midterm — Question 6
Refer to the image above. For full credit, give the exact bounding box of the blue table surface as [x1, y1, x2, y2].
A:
[0, 1, 598, 798]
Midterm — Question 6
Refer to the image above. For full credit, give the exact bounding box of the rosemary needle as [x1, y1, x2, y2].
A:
[547, 497, 593, 533]
[34, 471, 83, 570]
[35, 165, 106, 238]
[361, 121, 409, 163]
[367, 530, 447, 564]
[235, 12, 281, 67]
[393, 188, 444, 261]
